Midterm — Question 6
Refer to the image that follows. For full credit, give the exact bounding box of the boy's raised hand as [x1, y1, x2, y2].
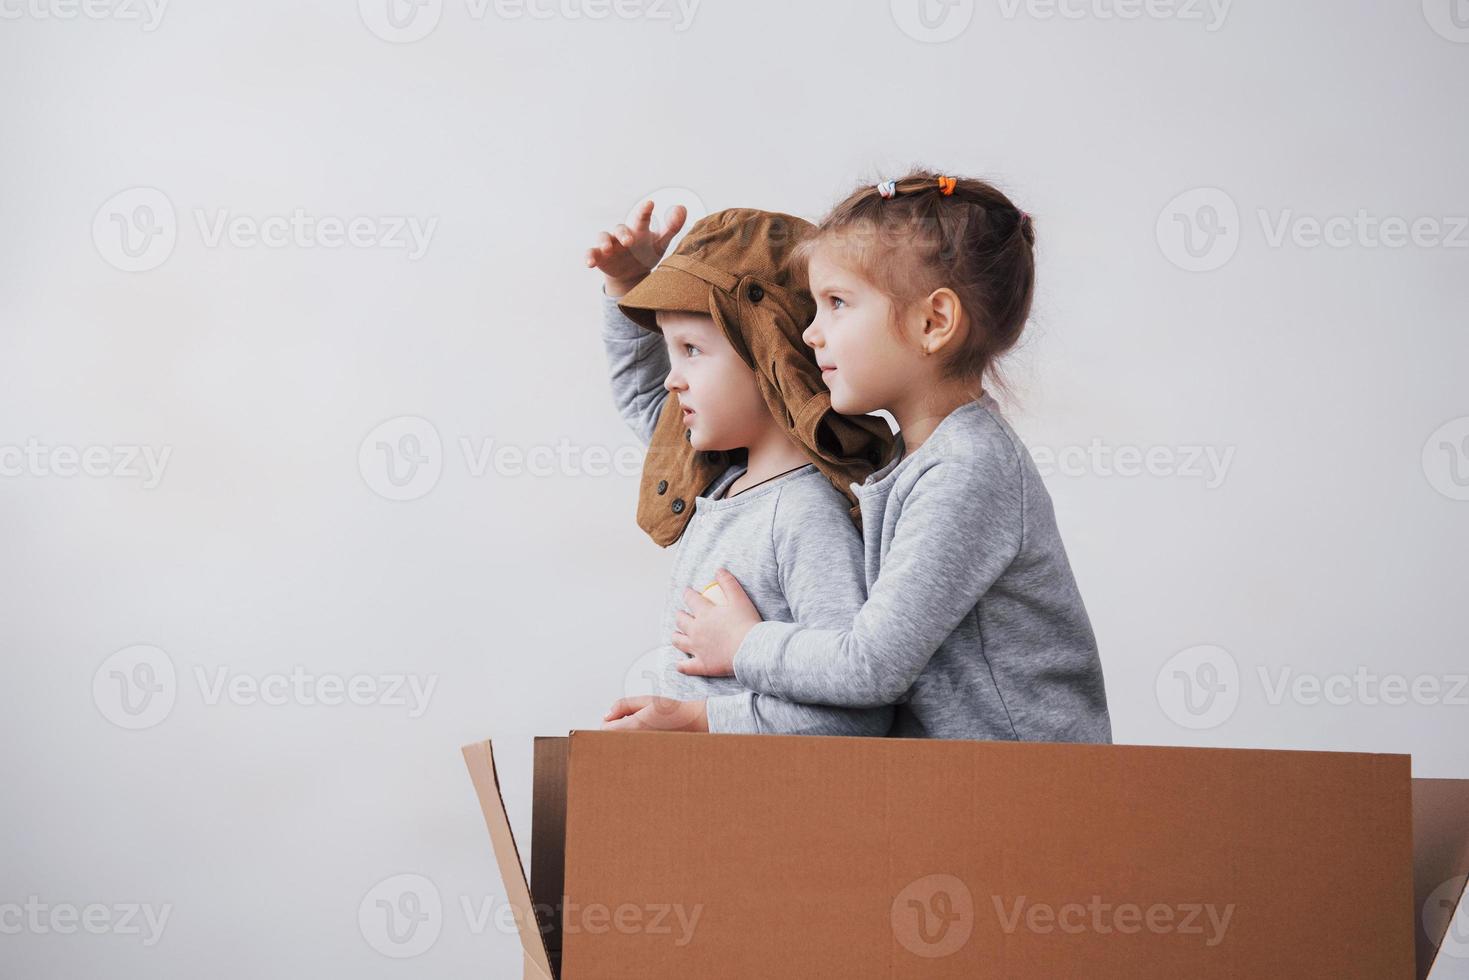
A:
[586, 200, 687, 297]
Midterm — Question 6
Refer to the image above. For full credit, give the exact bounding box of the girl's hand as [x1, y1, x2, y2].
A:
[586, 200, 687, 297]
[672, 569, 762, 677]
[601, 695, 709, 733]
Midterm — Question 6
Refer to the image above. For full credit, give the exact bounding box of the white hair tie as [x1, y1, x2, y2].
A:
[876, 180, 897, 199]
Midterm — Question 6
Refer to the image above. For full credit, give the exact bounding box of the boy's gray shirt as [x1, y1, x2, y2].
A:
[601, 291, 893, 737]
[735, 396, 1113, 744]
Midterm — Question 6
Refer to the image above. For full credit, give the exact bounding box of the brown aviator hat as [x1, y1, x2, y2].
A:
[617, 208, 895, 547]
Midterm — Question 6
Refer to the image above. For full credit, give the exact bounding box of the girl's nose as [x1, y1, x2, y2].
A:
[664, 369, 685, 393]
[802, 320, 822, 349]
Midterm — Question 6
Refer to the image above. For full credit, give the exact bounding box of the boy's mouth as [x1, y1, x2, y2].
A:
[682, 406, 697, 421]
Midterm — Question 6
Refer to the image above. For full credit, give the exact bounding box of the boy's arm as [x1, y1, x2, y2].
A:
[733, 455, 1023, 708]
[704, 481, 894, 736]
[601, 288, 670, 446]
[588, 200, 686, 445]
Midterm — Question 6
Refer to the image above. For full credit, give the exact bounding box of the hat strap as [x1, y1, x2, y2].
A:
[660, 254, 740, 293]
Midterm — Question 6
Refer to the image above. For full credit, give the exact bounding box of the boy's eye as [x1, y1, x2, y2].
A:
[684, 344, 702, 357]
[830, 296, 846, 310]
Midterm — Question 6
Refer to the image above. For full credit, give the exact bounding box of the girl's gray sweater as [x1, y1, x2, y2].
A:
[734, 396, 1113, 743]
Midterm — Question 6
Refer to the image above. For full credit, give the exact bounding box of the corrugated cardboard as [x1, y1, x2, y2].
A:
[1413, 778, 1469, 979]
[462, 733, 1469, 979]
[529, 737, 568, 977]
[462, 740, 555, 980]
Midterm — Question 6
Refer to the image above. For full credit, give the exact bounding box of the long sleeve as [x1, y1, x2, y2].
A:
[734, 455, 1024, 708]
[703, 688, 892, 735]
[704, 479, 894, 736]
[600, 289, 669, 445]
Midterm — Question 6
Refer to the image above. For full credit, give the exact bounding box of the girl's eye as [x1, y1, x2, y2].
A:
[830, 296, 846, 310]
[685, 344, 702, 357]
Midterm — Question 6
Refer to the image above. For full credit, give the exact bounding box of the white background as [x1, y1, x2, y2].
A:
[1, 0, 1466, 975]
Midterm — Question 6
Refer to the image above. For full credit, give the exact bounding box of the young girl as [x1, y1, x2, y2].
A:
[655, 170, 1112, 742]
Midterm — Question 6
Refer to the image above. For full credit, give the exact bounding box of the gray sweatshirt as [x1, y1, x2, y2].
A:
[734, 396, 1113, 743]
[601, 291, 893, 737]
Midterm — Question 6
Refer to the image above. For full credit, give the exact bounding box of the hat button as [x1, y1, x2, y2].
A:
[657, 479, 669, 495]
[671, 498, 686, 514]
[747, 283, 764, 303]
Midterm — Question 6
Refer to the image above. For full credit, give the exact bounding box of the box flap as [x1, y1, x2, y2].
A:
[1413, 777, 1469, 979]
[461, 741, 556, 980]
[531, 737, 570, 964]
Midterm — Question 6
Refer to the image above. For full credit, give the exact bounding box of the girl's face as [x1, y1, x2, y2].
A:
[658, 310, 769, 452]
[802, 244, 925, 416]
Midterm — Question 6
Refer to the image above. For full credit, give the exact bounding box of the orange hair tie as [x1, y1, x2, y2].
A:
[937, 176, 957, 196]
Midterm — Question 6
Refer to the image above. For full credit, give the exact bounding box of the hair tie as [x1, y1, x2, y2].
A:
[876, 180, 897, 199]
[937, 176, 957, 196]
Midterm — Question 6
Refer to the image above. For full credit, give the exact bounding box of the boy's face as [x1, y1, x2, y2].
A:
[802, 243, 917, 416]
[658, 310, 769, 452]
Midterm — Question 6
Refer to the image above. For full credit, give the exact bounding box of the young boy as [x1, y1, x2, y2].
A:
[587, 202, 895, 736]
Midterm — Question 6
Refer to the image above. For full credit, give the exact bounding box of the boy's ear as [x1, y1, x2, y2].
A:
[921, 287, 967, 356]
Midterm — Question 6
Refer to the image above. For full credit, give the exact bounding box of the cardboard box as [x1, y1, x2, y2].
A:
[462, 733, 1469, 979]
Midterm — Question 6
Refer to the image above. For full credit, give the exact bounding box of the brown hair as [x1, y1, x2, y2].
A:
[795, 169, 1036, 393]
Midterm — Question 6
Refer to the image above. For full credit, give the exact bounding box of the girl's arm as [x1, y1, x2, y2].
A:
[732, 455, 1024, 707]
[703, 690, 892, 736]
[600, 289, 669, 445]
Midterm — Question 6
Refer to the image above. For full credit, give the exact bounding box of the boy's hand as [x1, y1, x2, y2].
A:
[602, 695, 709, 732]
[672, 569, 761, 677]
[586, 200, 687, 298]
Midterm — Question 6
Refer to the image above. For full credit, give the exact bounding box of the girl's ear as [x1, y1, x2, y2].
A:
[920, 287, 967, 356]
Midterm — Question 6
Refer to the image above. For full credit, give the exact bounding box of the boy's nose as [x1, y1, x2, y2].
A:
[664, 370, 686, 393]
